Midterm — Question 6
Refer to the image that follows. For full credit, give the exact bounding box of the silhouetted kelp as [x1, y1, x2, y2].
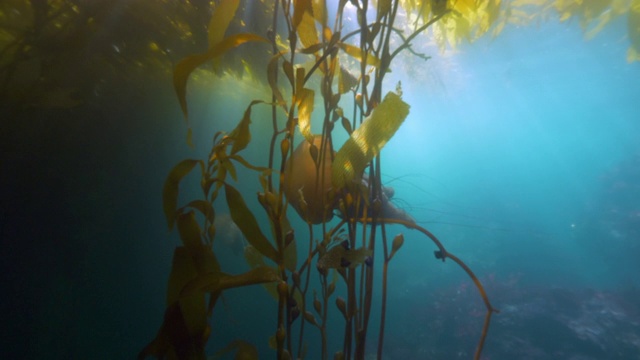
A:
[139, 1, 504, 359]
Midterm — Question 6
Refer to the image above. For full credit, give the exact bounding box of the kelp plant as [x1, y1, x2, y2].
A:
[140, 0, 500, 359]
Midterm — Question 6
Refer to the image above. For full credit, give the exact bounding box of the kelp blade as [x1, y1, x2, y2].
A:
[163, 159, 202, 231]
[139, 247, 207, 360]
[224, 184, 278, 262]
[208, 0, 241, 48]
[174, 33, 268, 119]
[332, 92, 409, 190]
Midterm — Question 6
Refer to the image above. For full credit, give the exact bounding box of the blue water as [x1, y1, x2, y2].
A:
[2, 10, 640, 360]
[376, 18, 640, 358]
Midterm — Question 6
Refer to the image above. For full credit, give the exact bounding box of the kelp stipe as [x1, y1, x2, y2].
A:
[140, 1, 502, 359]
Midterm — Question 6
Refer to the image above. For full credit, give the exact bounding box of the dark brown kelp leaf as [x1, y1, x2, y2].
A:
[184, 199, 214, 225]
[338, 65, 358, 94]
[292, 0, 312, 29]
[166, 247, 198, 305]
[180, 266, 279, 296]
[207, 223, 216, 243]
[142, 248, 209, 359]
[299, 42, 324, 54]
[218, 265, 280, 290]
[163, 159, 202, 231]
[377, 0, 392, 20]
[244, 245, 279, 300]
[295, 66, 305, 93]
[138, 300, 207, 360]
[225, 184, 278, 262]
[176, 211, 203, 252]
[177, 294, 208, 346]
[193, 242, 221, 275]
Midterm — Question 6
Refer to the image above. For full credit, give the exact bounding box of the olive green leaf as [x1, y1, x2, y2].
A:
[225, 184, 278, 262]
[180, 266, 280, 296]
[184, 200, 215, 226]
[176, 210, 203, 252]
[163, 159, 203, 231]
[338, 43, 381, 67]
[230, 100, 265, 155]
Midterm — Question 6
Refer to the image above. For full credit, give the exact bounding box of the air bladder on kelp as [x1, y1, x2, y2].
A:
[283, 135, 335, 224]
[283, 91, 412, 225]
[282, 136, 414, 225]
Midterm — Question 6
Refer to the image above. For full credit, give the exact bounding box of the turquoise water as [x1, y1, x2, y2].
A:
[2, 9, 639, 360]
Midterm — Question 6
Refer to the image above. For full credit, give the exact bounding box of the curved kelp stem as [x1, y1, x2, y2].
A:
[359, 216, 500, 360]
[446, 252, 499, 360]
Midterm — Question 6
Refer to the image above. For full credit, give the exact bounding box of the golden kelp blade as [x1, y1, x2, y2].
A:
[339, 43, 382, 67]
[297, 88, 316, 142]
[174, 33, 268, 120]
[332, 91, 410, 190]
[208, 0, 241, 48]
[229, 100, 266, 155]
[298, 10, 319, 48]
